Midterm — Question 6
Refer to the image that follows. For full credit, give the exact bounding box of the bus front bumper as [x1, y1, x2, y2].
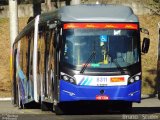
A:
[59, 80, 141, 102]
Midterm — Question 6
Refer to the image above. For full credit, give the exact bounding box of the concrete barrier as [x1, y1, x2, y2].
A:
[0, 3, 57, 18]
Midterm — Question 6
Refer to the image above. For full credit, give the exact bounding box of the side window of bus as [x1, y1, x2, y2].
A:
[28, 31, 34, 78]
[38, 26, 45, 75]
[24, 36, 28, 77]
[17, 30, 33, 81]
[47, 29, 54, 72]
[19, 41, 23, 70]
[38, 25, 55, 81]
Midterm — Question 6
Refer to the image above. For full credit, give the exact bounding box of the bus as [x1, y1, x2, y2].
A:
[12, 4, 150, 114]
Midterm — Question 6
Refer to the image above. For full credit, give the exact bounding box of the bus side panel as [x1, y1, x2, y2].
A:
[39, 25, 55, 103]
[12, 44, 18, 105]
[18, 34, 35, 104]
[27, 31, 35, 103]
[13, 31, 35, 106]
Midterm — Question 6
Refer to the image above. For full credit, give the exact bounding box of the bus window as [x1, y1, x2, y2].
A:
[29, 32, 34, 78]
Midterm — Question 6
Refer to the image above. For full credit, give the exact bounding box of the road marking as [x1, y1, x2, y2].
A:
[0, 97, 11, 101]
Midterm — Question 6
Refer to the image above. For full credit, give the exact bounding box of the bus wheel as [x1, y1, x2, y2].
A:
[158, 91, 160, 100]
[12, 78, 17, 106]
[54, 104, 65, 115]
[16, 84, 23, 109]
[119, 101, 132, 114]
[41, 101, 52, 111]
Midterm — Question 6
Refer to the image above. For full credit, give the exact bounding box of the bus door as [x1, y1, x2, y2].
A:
[39, 24, 55, 102]
[45, 30, 55, 101]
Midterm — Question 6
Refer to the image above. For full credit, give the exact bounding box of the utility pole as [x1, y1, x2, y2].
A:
[33, 0, 41, 17]
[71, 0, 81, 5]
[9, 0, 18, 105]
[9, 0, 18, 47]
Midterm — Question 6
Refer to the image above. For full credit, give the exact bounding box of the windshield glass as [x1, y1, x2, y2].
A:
[62, 23, 139, 70]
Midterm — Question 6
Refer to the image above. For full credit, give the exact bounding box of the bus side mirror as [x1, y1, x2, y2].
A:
[142, 38, 150, 54]
[140, 28, 149, 35]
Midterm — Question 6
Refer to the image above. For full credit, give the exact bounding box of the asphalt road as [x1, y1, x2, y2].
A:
[0, 97, 160, 120]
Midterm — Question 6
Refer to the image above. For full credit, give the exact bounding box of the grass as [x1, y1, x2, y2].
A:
[0, 15, 159, 97]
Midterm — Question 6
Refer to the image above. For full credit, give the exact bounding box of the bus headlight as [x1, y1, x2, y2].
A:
[129, 78, 134, 83]
[134, 76, 140, 81]
[63, 75, 69, 81]
[128, 73, 141, 84]
[61, 72, 76, 84]
[69, 78, 75, 83]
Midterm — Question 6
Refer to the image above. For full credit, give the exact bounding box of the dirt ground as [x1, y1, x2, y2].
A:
[0, 15, 159, 97]
[0, 17, 29, 97]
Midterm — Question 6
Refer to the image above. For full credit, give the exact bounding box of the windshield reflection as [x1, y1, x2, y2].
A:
[62, 28, 139, 70]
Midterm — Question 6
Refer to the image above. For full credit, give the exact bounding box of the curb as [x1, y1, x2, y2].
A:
[0, 97, 11, 101]
[141, 94, 158, 99]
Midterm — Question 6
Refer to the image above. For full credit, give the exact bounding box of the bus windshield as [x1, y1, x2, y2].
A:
[62, 23, 139, 71]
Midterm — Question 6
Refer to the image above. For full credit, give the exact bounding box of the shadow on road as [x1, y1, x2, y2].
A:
[132, 107, 160, 114]
[54, 101, 160, 115]
[3, 100, 160, 115]
[60, 107, 160, 115]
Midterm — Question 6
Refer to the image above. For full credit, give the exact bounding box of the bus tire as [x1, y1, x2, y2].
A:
[158, 91, 160, 100]
[12, 49, 17, 106]
[119, 101, 132, 114]
[16, 85, 23, 109]
[41, 101, 51, 111]
[54, 104, 65, 115]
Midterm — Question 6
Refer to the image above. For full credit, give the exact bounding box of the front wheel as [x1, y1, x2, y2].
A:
[158, 91, 160, 100]
[119, 101, 132, 113]
[110, 101, 132, 114]
[41, 101, 52, 111]
[16, 84, 23, 109]
[54, 103, 66, 115]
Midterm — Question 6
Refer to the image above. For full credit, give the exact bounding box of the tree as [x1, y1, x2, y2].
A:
[142, 0, 160, 15]
[53, 0, 71, 8]
[45, 0, 52, 11]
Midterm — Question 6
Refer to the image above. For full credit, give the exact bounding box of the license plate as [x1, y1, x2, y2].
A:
[96, 95, 109, 100]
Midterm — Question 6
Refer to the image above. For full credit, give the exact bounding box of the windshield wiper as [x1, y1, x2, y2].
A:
[106, 52, 125, 74]
[80, 51, 96, 73]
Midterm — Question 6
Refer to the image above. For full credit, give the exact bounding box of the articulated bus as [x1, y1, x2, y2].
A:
[12, 4, 150, 114]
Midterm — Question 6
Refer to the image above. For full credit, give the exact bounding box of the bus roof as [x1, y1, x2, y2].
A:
[14, 4, 139, 44]
[57, 4, 139, 22]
